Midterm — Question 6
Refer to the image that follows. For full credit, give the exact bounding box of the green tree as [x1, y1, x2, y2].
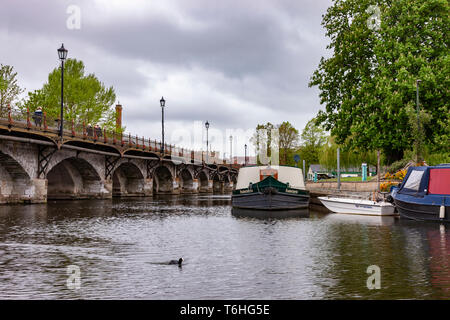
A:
[22, 59, 117, 130]
[309, 0, 449, 164]
[278, 121, 300, 165]
[0, 64, 24, 116]
[297, 118, 327, 170]
[319, 136, 377, 172]
[251, 122, 275, 165]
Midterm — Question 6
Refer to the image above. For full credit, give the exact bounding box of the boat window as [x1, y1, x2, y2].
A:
[260, 169, 278, 181]
[429, 168, 450, 194]
[403, 170, 424, 191]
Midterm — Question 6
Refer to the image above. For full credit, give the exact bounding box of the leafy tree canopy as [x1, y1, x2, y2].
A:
[0, 64, 24, 116]
[22, 58, 117, 129]
[310, 0, 449, 163]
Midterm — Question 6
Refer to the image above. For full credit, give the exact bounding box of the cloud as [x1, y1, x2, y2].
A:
[0, 0, 333, 156]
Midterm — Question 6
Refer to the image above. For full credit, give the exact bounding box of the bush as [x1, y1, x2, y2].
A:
[386, 158, 411, 173]
[425, 152, 450, 166]
[380, 181, 399, 192]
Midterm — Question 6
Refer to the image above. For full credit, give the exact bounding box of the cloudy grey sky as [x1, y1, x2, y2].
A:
[0, 0, 333, 157]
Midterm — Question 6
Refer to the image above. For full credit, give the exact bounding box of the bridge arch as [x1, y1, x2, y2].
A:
[0, 151, 32, 202]
[112, 162, 145, 197]
[198, 171, 209, 188]
[46, 157, 106, 199]
[153, 165, 173, 194]
[179, 168, 195, 193]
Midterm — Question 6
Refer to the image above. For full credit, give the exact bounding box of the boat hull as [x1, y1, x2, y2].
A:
[394, 198, 450, 223]
[318, 197, 397, 216]
[389, 165, 450, 223]
[232, 191, 310, 210]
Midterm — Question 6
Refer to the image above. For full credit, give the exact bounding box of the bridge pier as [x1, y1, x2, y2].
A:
[0, 178, 47, 204]
[199, 180, 213, 193]
[213, 180, 224, 194]
[224, 181, 234, 193]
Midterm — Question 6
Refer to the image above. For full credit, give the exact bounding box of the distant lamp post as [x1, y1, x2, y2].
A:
[244, 144, 248, 166]
[416, 79, 422, 162]
[57, 43, 68, 140]
[205, 120, 210, 164]
[160, 96, 165, 154]
[229, 135, 233, 164]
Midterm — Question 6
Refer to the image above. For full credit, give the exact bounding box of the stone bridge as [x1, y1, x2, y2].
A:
[0, 108, 238, 204]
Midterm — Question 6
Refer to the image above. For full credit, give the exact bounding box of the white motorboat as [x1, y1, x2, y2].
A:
[318, 196, 397, 216]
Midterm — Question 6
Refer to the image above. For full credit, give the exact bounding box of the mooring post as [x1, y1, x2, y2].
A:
[303, 159, 306, 181]
[337, 147, 341, 191]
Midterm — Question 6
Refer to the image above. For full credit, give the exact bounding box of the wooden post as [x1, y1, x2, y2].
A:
[8, 104, 13, 126]
[82, 122, 86, 139]
[43, 112, 48, 131]
[27, 108, 31, 129]
[71, 119, 75, 137]
[104, 128, 107, 143]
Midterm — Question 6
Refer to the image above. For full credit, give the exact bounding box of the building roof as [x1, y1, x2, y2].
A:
[309, 164, 325, 173]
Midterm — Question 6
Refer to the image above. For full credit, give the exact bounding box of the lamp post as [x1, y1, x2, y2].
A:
[205, 120, 210, 164]
[57, 44, 68, 140]
[229, 135, 233, 164]
[244, 144, 248, 166]
[416, 79, 421, 162]
[160, 96, 165, 154]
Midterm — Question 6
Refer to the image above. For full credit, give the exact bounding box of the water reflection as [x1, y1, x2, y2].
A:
[231, 208, 310, 219]
[0, 195, 448, 299]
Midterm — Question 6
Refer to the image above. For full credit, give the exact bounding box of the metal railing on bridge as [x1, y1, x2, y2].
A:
[0, 105, 229, 166]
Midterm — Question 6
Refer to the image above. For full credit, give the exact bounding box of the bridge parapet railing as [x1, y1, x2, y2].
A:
[1, 105, 227, 164]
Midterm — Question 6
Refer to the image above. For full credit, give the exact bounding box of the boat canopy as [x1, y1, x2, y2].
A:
[235, 165, 306, 190]
[398, 165, 450, 197]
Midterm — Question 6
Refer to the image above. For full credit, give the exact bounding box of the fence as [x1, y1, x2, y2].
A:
[0, 105, 230, 165]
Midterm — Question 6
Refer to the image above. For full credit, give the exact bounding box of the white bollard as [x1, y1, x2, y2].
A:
[439, 205, 445, 219]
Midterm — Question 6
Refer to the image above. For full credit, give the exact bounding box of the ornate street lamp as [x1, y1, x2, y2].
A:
[205, 120, 210, 164]
[57, 43, 68, 140]
[160, 96, 165, 154]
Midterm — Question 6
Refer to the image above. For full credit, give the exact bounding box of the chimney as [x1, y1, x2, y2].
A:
[115, 103, 122, 132]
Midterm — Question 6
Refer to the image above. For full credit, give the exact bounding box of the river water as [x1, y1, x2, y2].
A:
[0, 194, 449, 300]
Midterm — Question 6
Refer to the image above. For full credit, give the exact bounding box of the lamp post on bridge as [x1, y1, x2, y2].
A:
[229, 135, 233, 164]
[57, 44, 68, 140]
[160, 96, 165, 154]
[205, 120, 210, 164]
[244, 144, 247, 166]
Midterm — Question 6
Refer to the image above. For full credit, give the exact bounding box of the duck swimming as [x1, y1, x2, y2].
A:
[168, 258, 183, 266]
